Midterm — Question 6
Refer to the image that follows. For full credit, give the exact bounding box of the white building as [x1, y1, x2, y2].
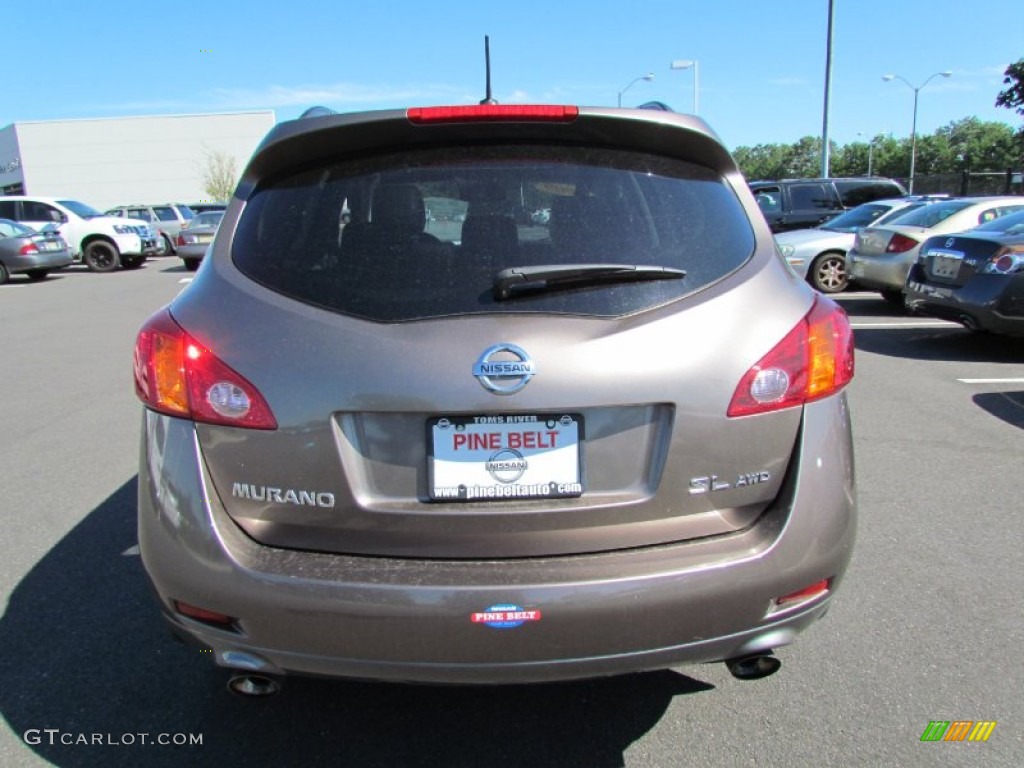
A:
[0, 110, 276, 209]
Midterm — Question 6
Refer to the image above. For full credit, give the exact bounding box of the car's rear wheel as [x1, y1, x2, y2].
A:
[183, 258, 200, 271]
[121, 255, 145, 270]
[84, 241, 121, 273]
[808, 252, 848, 293]
[25, 269, 50, 281]
[161, 234, 174, 255]
[0, 262, 9, 285]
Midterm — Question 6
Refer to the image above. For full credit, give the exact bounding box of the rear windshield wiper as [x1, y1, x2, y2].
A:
[493, 264, 686, 301]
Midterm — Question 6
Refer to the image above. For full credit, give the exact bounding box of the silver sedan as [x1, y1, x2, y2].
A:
[175, 211, 223, 270]
[0, 218, 73, 284]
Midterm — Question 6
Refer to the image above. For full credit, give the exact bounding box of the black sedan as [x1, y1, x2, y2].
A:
[0, 218, 73, 285]
[905, 209, 1024, 336]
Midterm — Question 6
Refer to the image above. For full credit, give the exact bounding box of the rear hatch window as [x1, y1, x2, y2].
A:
[232, 145, 754, 321]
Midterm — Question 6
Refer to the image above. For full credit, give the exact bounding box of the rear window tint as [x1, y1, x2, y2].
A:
[233, 145, 755, 321]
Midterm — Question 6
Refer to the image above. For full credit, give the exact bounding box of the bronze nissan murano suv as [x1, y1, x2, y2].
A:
[134, 102, 856, 696]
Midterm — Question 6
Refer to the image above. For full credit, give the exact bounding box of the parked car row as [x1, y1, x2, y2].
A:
[106, 202, 196, 256]
[847, 196, 1024, 304]
[775, 195, 948, 293]
[0, 195, 226, 283]
[0, 196, 159, 274]
[774, 193, 1024, 336]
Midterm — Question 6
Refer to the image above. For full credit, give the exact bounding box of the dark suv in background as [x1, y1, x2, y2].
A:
[750, 177, 907, 233]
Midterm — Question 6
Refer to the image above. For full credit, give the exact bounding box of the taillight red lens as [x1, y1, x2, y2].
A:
[19, 243, 40, 255]
[728, 297, 854, 417]
[407, 104, 579, 124]
[134, 309, 277, 429]
[886, 233, 919, 253]
[175, 234, 186, 246]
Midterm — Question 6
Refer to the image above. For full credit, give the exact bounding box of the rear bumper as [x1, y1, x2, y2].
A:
[847, 250, 913, 291]
[6, 250, 73, 273]
[906, 270, 1024, 336]
[138, 396, 856, 684]
[176, 243, 209, 260]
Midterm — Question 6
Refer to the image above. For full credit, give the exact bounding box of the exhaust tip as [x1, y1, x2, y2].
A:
[227, 674, 282, 698]
[725, 653, 781, 681]
[959, 314, 979, 332]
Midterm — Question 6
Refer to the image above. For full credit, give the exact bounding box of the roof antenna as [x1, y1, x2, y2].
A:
[480, 35, 498, 105]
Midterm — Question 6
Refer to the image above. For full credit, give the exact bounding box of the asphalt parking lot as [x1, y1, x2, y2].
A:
[1, 263, 1022, 767]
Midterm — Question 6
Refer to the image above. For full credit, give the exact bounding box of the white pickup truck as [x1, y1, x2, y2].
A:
[0, 196, 159, 271]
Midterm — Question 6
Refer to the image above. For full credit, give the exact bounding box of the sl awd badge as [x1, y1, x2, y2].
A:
[473, 343, 536, 394]
[689, 471, 771, 494]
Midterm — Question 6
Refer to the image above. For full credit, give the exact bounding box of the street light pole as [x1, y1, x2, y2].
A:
[670, 59, 699, 114]
[857, 132, 875, 177]
[882, 71, 952, 193]
[618, 73, 654, 107]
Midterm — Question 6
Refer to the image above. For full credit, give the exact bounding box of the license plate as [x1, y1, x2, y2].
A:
[196, 233, 213, 243]
[42, 240, 61, 251]
[928, 248, 963, 279]
[428, 414, 583, 502]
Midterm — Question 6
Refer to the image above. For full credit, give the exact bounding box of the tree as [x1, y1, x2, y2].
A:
[199, 148, 238, 202]
[995, 58, 1024, 117]
[935, 117, 1018, 170]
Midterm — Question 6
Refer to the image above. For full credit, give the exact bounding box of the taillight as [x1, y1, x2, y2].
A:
[19, 243, 39, 255]
[175, 234, 186, 246]
[407, 104, 579, 124]
[728, 297, 854, 417]
[885, 233, 919, 253]
[982, 245, 1024, 275]
[133, 309, 277, 429]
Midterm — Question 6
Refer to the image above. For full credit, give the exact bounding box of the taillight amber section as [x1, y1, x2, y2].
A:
[806, 297, 855, 400]
[134, 311, 189, 416]
[133, 308, 277, 429]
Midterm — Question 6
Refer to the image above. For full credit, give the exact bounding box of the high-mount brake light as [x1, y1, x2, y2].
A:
[407, 104, 579, 124]
[133, 309, 277, 430]
[728, 297, 854, 418]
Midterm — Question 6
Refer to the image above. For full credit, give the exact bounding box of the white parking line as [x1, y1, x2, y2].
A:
[178, 278, 193, 284]
[832, 292, 877, 300]
[850, 321, 958, 329]
[957, 378, 1024, 384]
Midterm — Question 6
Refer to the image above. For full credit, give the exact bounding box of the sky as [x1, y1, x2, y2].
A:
[3, 0, 1022, 151]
